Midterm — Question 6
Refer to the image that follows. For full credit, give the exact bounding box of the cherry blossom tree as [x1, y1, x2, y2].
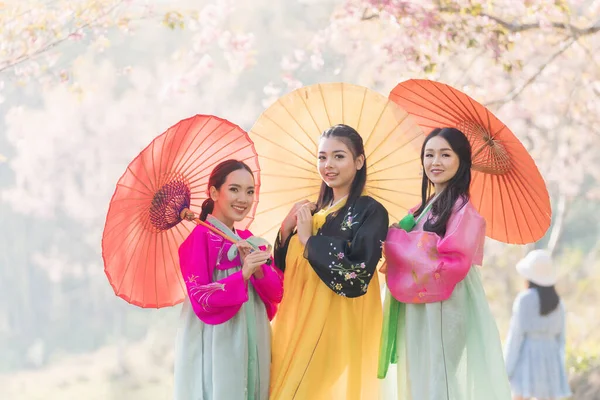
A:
[268, 0, 598, 85]
[0, 0, 259, 371]
[265, 0, 600, 254]
[0, 0, 255, 88]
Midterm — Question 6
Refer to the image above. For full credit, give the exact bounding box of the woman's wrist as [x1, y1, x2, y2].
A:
[280, 226, 292, 243]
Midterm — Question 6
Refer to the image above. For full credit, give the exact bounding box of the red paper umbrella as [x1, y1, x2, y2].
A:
[102, 115, 260, 308]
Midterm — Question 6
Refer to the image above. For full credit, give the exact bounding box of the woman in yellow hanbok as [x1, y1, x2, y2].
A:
[270, 124, 389, 400]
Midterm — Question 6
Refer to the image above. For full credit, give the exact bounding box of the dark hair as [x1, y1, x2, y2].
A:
[200, 159, 254, 221]
[528, 281, 560, 316]
[315, 124, 367, 214]
[414, 127, 472, 237]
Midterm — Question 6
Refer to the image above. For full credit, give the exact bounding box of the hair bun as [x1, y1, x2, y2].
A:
[200, 197, 215, 221]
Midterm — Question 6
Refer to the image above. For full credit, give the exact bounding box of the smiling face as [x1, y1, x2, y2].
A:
[210, 168, 255, 228]
[423, 135, 460, 192]
[317, 137, 364, 194]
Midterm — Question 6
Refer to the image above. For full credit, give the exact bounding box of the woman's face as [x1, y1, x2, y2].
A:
[317, 137, 364, 192]
[423, 135, 460, 190]
[210, 169, 255, 226]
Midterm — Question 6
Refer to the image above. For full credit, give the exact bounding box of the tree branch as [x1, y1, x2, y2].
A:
[484, 37, 576, 107]
[480, 13, 600, 36]
[362, 6, 600, 38]
[439, 6, 600, 37]
[0, 37, 72, 74]
[361, 8, 379, 21]
[0, 0, 125, 74]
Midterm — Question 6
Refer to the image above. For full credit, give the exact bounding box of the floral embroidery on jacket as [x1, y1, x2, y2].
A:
[340, 209, 359, 231]
[188, 279, 226, 311]
[325, 241, 371, 295]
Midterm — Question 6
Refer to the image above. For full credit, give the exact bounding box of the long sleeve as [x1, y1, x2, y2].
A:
[178, 226, 248, 325]
[504, 293, 527, 378]
[303, 200, 389, 298]
[273, 229, 293, 273]
[251, 262, 284, 320]
[385, 201, 485, 304]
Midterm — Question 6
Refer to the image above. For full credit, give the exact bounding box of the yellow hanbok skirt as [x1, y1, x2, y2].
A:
[270, 201, 382, 400]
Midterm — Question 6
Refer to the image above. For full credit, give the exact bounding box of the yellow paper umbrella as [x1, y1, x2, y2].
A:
[248, 82, 425, 243]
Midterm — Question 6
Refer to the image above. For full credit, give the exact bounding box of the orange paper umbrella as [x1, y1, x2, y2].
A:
[389, 79, 551, 244]
[102, 115, 260, 308]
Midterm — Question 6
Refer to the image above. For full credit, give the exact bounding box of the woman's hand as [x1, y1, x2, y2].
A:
[280, 200, 315, 243]
[252, 244, 272, 279]
[296, 203, 314, 246]
[242, 250, 271, 281]
[180, 208, 195, 221]
[234, 240, 253, 264]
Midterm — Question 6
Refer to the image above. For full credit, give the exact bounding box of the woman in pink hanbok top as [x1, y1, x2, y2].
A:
[173, 160, 283, 400]
[379, 128, 511, 400]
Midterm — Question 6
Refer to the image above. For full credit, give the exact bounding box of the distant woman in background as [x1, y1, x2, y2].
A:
[504, 249, 572, 400]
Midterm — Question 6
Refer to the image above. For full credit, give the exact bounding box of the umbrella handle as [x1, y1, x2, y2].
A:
[179, 208, 237, 243]
[192, 218, 238, 244]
